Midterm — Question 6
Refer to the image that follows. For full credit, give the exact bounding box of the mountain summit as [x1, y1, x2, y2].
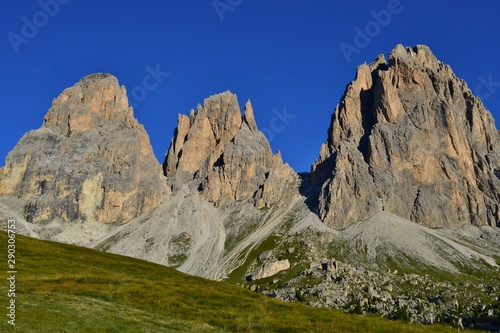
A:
[311, 44, 500, 229]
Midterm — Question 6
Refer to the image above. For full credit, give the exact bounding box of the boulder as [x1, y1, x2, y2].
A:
[251, 259, 291, 280]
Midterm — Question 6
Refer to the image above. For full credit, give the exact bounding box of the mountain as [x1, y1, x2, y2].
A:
[311, 44, 500, 230]
[163, 91, 294, 209]
[94, 91, 300, 279]
[0, 45, 499, 330]
[0, 73, 162, 225]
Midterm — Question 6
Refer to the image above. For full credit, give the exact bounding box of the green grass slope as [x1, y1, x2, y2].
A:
[0, 232, 480, 333]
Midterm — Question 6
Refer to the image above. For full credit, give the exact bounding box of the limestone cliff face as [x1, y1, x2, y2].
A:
[164, 91, 294, 208]
[0, 73, 163, 223]
[311, 45, 500, 229]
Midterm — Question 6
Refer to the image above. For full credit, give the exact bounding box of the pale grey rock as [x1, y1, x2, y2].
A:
[258, 250, 274, 261]
[251, 259, 290, 280]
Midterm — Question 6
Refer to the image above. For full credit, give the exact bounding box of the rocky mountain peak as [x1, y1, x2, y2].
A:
[164, 91, 242, 177]
[388, 44, 440, 69]
[164, 91, 294, 208]
[43, 73, 134, 136]
[0, 73, 163, 224]
[311, 44, 500, 229]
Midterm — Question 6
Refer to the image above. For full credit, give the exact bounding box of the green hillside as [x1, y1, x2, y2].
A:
[0, 231, 478, 333]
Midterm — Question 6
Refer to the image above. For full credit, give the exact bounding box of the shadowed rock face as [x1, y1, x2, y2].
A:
[311, 44, 500, 229]
[163, 91, 294, 208]
[0, 73, 163, 223]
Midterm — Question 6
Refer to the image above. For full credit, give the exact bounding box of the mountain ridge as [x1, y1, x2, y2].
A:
[0, 44, 499, 329]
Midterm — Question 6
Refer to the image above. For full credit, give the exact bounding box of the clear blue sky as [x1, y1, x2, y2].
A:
[1, 1, 499, 172]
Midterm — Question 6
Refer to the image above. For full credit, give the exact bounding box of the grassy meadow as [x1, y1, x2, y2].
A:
[0, 231, 480, 332]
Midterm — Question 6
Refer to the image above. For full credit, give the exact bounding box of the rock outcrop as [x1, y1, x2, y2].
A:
[311, 45, 500, 229]
[0, 73, 163, 223]
[250, 259, 290, 280]
[163, 91, 294, 208]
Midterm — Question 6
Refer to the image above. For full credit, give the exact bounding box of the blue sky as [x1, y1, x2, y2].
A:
[1, 1, 499, 173]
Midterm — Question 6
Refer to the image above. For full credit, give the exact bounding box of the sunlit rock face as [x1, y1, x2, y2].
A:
[0, 73, 163, 224]
[311, 45, 500, 229]
[163, 91, 295, 209]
